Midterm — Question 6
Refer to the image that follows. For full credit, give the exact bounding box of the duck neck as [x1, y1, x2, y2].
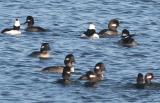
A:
[13, 26, 20, 30]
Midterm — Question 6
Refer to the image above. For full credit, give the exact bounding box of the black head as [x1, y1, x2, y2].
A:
[137, 73, 144, 85]
[121, 29, 131, 38]
[145, 73, 154, 84]
[65, 54, 75, 63]
[64, 59, 72, 68]
[25, 16, 34, 26]
[40, 43, 50, 53]
[84, 29, 96, 37]
[108, 19, 119, 31]
[94, 62, 105, 74]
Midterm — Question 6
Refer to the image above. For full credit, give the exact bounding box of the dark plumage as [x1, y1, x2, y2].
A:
[24, 16, 47, 32]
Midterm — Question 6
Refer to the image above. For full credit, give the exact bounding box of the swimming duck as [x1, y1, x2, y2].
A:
[1, 18, 21, 35]
[118, 29, 138, 47]
[81, 23, 99, 39]
[24, 16, 46, 32]
[29, 43, 51, 58]
[99, 19, 119, 37]
[136, 72, 154, 88]
[56, 58, 73, 84]
[79, 62, 105, 81]
[42, 54, 75, 73]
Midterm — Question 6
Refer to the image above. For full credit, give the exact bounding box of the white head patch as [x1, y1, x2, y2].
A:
[89, 74, 96, 78]
[96, 66, 100, 70]
[111, 24, 117, 27]
[122, 33, 128, 37]
[41, 46, 44, 49]
[67, 71, 71, 74]
[65, 58, 69, 60]
[14, 19, 20, 27]
[147, 75, 152, 79]
[88, 24, 96, 30]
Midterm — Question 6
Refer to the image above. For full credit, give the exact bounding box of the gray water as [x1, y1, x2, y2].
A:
[0, 0, 160, 103]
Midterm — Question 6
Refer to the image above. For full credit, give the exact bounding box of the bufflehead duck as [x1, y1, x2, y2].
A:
[99, 19, 119, 37]
[56, 58, 73, 84]
[24, 16, 46, 32]
[144, 73, 154, 85]
[118, 29, 138, 47]
[42, 54, 75, 73]
[79, 62, 105, 81]
[136, 73, 154, 88]
[1, 18, 21, 35]
[81, 23, 99, 39]
[29, 43, 51, 58]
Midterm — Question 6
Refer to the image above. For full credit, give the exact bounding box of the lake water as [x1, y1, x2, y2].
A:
[0, 0, 160, 102]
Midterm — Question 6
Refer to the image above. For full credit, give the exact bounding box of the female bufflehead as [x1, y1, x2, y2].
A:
[29, 43, 51, 58]
[56, 58, 73, 84]
[99, 19, 119, 37]
[24, 16, 46, 32]
[42, 54, 75, 73]
[81, 23, 99, 39]
[1, 18, 21, 35]
[144, 73, 154, 85]
[118, 29, 138, 47]
[136, 73, 154, 88]
[79, 62, 105, 81]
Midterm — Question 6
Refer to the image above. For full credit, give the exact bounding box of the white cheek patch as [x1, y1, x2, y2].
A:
[41, 46, 45, 49]
[147, 75, 152, 79]
[65, 58, 69, 60]
[67, 71, 71, 74]
[122, 33, 128, 37]
[96, 66, 100, 70]
[14, 19, 20, 27]
[111, 24, 117, 27]
[89, 74, 96, 78]
[27, 20, 31, 22]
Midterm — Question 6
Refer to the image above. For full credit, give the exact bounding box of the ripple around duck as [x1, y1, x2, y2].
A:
[0, 0, 160, 103]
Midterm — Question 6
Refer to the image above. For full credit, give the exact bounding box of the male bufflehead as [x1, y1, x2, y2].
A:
[1, 18, 21, 35]
[118, 29, 138, 47]
[81, 23, 99, 39]
[79, 62, 105, 81]
[99, 19, 119, 37]
[29, 43, 51, 58]
[24, 16, 46, 32]
[42, 54, 75, 73]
